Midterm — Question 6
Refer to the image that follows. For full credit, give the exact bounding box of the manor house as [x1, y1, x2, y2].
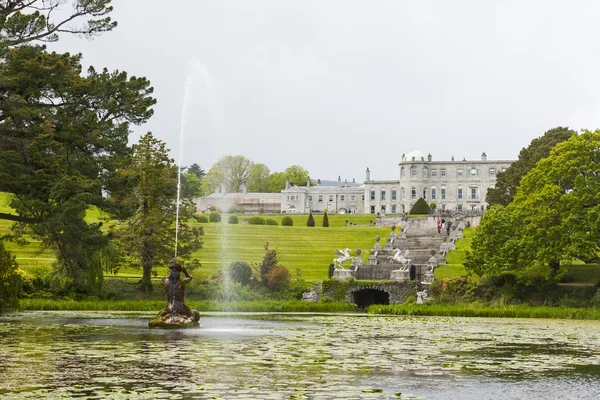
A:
[280, 150, 513, 214]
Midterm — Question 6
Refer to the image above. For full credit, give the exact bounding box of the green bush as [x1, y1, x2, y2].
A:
[307, 212, 315, 227]
[282, 216, 293, 226]
[209, 211, 222, 222]
[248, 216, 266, 225]
[266, 218, 278, 226]
[429, 202, 437, 210]
[409, 198, 430, 214]
[0, 242, 21, 310]
[228, 215, 239, 224]
[197, 214, 209, 223]
[267, 265, 290, 290]
[322, 211, 329, 227]
[227, 261, 253, 285]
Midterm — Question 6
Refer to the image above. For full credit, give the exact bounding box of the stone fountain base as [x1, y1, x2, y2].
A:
[148, 310, 200, 329]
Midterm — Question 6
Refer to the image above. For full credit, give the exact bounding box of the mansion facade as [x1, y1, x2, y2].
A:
[281, 150, 513, 214]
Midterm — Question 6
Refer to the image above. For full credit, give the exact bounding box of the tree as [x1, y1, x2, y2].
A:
[466, 130, 600, 278]
[409, 198, 430, 214]
[180, 172, 202, 198]
[201, 155, 253, 194]
[284, 165, 310, 186]
[246, 163, 271, 192]
[307, 212, 315, 227]
[486, 127, 575, 206]
[259, 242, 279, 284]
[0, 240, 21, 311]
[0, 45, 155, 292]
[268, 172, 287, 193]
[322, 211, 329, 227]
[186, 163, 206, 180]
[228, 261, 252, 286]
[267, 265, 290, 289]
[112, 133, 203, 289]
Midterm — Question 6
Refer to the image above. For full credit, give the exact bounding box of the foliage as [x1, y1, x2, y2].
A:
[180, 172, 202, 198]
[284, 165, 310, 186]
[258, 242, 279, 283]
[246, 163, 271, 192]
[228, 215, 239, 224]
[111, 133, 203, 289]
[307, 212, 315, 227]
[486, 126, 575, 206]
[409, 198, 430, 214]
[227, 261, 252, 285]
[322, 211, 329, 227]
[209, 211, 222, 223]
[281, 216, 293, 226]
[186, 163, 206, 180]
[268, 172, 287, 193]
[248, 216, 266, 225]
[266, 218, 278, 226]
[466, 130, 600, 279]
[267, 265, 291, 289]
[429, 202, 437, 210]
[196, 214, 209, 223]
[201, 155, 253, 194]
[0, 240, 21, 310]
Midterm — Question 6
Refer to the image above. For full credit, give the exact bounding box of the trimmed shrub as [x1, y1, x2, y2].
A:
[322, 211, 329, 227]
[409, 198, 430, 215]
[266, 218, 278, 226]
[282, 216, 293, 226]
[209, 211, 222, 222]
[248, 216, 266, 225]
[197, 214, 209, 223]
[228, 261, 253, 286]
[267, 264, 291, 290]
[228, 215, 239, 224]
[307, 212, 315, 227]
[429, 202, 437, 210]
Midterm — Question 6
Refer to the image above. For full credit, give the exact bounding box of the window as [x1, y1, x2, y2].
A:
[401, 167, 405, 177]
[470, 168, 477, 176]
[441, 188, 446, 200]
[308, 195, 312, 201]
[489, 168, 496, 176]
[351, 194, 356, 201]
[362, 194, 365, 201]
[458, 188, 463, 200]
[370, 189, 375, 201]
[431, 169, 437, 177]
[401, 188, 405, 200]
[441, 169, 446, 177]
[411, 187, 416, 200]
[422, 189, 427, 200]
[457, 204, 463, 211]
[329, 195, 333, 202]
[287, 196, 290, 200]
[391, 205, 397, 213]
[370, 205, 375, 214]
[457, 169, 463, 177]
[340, 195, 345, 201]
[381, 205, 386, 213]
[423, 167, 428, 178]
[431, 188, 437, 200]
[411, 167, 417, 177]
[318, 195, 323, 202]
[381, 189, 386, 201]
[391, 189, 397, 201]
[470, 188, 477, 200]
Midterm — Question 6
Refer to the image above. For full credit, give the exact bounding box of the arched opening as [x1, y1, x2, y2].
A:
[352, 289, 390, 308]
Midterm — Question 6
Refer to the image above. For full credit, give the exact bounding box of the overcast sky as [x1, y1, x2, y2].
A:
[49, 0, 600, 181]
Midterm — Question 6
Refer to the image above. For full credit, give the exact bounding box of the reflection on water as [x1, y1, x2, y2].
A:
[0, 311, 599, 399]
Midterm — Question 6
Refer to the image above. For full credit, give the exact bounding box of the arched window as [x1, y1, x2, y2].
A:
[411, 167, 417, 177]
[370, 189, 376, 201]
[411, 187, 417, 200]
[381, 188, 386, 201]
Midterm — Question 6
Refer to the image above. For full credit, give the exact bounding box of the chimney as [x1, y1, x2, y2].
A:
[366, 167, 371, 182]
[285, 176, 290, 190]
[352, 178, 355, 183]
[481, 152, 487, 161]
[451, 156, 455, 161]
[338, 175, 341, 187]
[427, 153, 432, 162]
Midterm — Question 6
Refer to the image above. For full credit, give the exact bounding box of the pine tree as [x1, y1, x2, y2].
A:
[322, 211, 329, 227]
[307, 212, 315, 227]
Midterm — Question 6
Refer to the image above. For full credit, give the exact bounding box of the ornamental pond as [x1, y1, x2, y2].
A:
[1, 311, 599, 399]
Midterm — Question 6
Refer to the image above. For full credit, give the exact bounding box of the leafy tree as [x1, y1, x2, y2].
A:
[246, 163, 271, 192]
[284, 165, 310, 186]
[268, 172, 287, 193]
[267, 265, 290, 289]
[306, 212, 315, 227]
[486, 127, 575, 206]
[259, 242, 279, 284]
[322, 211, 329, 227]
[0, 240, 21, 310]
[466, 130, 600, 278]
[180, 172, 202, 198]
[228, 261, 252, 285]
[409, 198, 430, 214]
[186, 163, 206, 180]
[201, 155, 253, 194]
[111, 133, 203, 289]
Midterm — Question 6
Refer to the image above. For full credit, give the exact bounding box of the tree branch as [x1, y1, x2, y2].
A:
[0, 212, 42, 223]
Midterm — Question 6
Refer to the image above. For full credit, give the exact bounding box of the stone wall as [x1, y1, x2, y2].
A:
[323, 280, 423, 305]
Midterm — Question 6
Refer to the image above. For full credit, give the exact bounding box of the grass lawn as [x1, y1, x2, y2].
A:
[435, 227, 476, 280]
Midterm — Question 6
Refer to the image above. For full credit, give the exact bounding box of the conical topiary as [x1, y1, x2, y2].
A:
[322, 211, 329, 227]
[409, 198, 430, 215]
[307, 212, 315, 227]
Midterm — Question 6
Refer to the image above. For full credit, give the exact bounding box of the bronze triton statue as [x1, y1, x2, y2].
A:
[148, 258, 200, 329]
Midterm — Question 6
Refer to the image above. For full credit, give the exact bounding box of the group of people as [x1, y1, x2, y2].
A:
[436, 219, 446, 234]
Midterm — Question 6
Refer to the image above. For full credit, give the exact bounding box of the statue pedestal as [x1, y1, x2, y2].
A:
[332, 269, 353, 281]
[148, 312, 200, 329]
[390, 269, 409, 281]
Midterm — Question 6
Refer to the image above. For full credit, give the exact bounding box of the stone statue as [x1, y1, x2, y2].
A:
[334, 248, 352, 269]
[388, 248, 411, 266]
[149, 258, 200, 329]
[417, 290, 430, 304]
[302, 289, 318, 302]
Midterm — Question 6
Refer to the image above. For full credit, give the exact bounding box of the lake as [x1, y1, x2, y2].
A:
[0, 311, 599, 399]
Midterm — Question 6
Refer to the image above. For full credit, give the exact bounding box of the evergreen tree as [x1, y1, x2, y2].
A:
[307, 212, 315, 227]
[259, 242, 280, 284]
[0, 241, 21, 311]
[409, 198, 430, 214]
[322, 211, 329, 227]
